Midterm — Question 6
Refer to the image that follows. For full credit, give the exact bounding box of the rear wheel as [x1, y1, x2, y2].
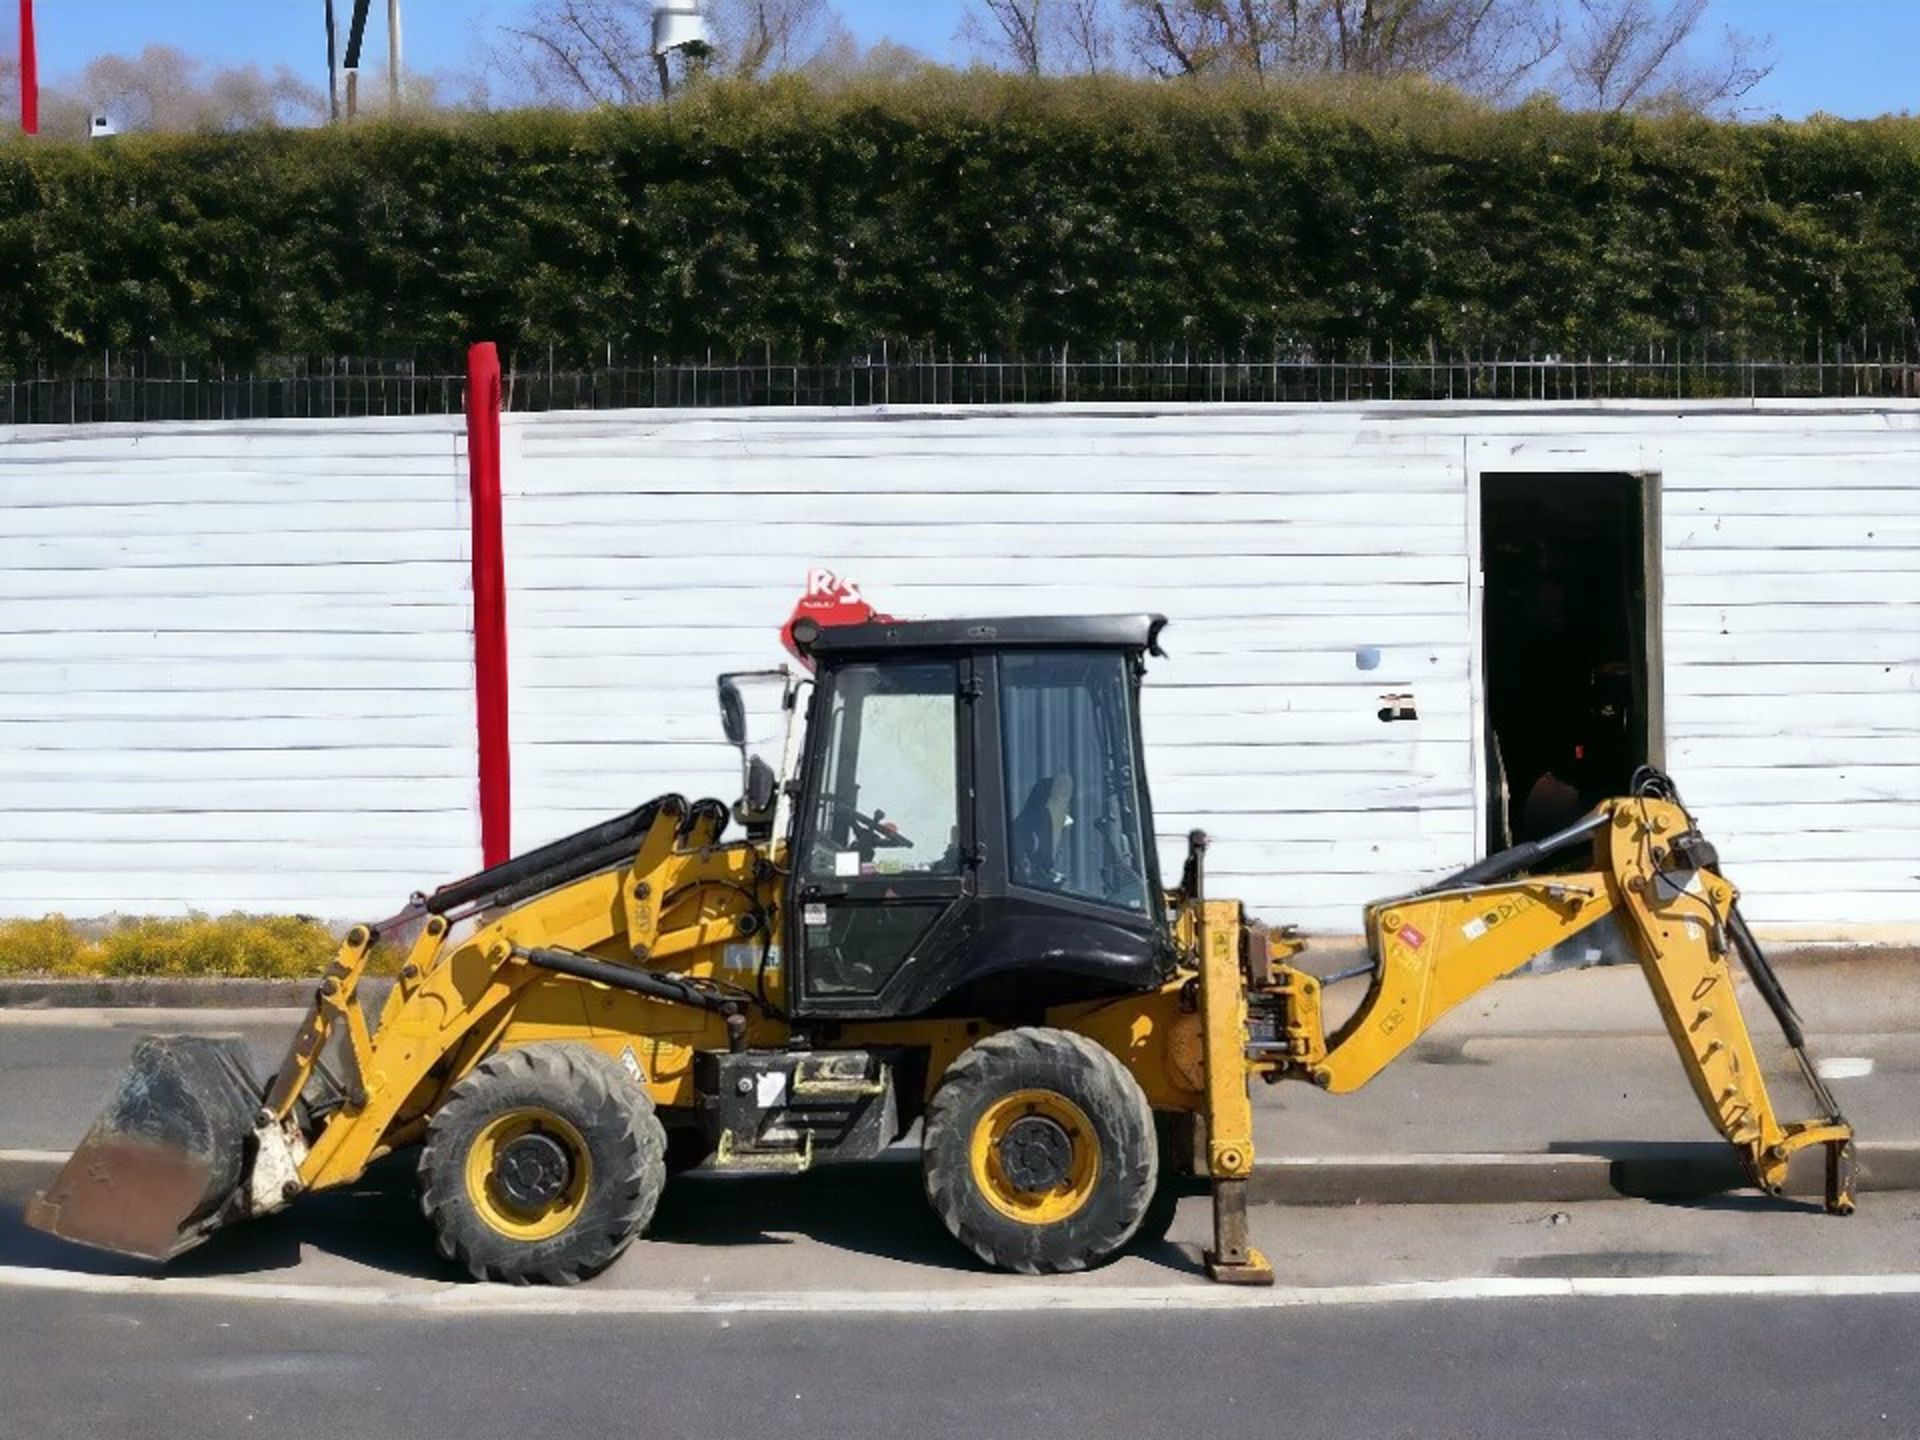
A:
[419, 1043, 665, 1284]
[922, 1027, 1156, 1275]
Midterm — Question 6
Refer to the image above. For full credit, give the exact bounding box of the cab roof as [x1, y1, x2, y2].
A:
[804, 613, 1168, 658]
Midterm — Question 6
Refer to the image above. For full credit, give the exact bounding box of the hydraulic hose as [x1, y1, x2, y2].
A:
[425, 796, 681, 914]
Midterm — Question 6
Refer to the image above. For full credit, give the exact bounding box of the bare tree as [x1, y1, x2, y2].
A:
[964, 0, 1047, 74]
[497, 0, 659, 105]
[2, 45, 324, 138]
[496, 0, 848, 104]
[963, 0, 1120, 75]
[1061, 0, 1120, 72]
[718, 0, 852, 77]
[802, 37, 946, 88]
[1558, 0, 1770, 113]
[1119, 0, 1766, 111]
[1325, 0, 1558, 92]
[1122, 0, 1556, 93]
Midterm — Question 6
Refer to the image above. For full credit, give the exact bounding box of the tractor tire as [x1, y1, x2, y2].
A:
[922, 1026, 1157, 1275]
[419, 1042, 666, 1285]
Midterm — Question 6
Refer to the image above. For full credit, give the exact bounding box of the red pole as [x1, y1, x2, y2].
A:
[464, 342, 510, 865]
[18, 0, 38, 136]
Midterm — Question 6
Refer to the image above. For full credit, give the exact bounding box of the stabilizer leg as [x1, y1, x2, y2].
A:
[1204, 1176, 1274, 1285]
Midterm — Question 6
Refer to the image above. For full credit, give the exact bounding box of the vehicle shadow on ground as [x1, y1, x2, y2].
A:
[647, 1157, 1206, 1278]
[0, 1153, 1206, 1282]
[0, 1152, 462, 1282]
[1544, 1138, 1829, 1211]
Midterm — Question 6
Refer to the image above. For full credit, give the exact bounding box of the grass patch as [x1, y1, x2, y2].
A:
[0, 913, 351, 979]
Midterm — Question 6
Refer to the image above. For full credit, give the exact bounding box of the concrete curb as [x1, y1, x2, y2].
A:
[0, 976, 395, 1011]
[6, 1143, 1916, 1210]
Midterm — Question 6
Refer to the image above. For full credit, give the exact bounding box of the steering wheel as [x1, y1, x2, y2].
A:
[836, 801, 915, 852]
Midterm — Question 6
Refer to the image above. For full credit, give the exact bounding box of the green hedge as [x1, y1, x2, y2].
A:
[0, 74, 1915, 369]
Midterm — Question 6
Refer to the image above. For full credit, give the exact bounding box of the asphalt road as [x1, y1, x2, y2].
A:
[2, 1285, 1916, 1440]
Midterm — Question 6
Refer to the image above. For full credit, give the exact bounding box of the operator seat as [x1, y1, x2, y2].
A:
[1011, 774, 1074, 888]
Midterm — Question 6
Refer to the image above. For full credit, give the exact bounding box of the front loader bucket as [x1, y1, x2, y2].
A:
[24, 1035, 265, 1262]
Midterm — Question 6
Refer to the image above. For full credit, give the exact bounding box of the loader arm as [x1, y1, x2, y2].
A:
[1252, 787, 1856, 1213]
[24, 795, 771, 1260]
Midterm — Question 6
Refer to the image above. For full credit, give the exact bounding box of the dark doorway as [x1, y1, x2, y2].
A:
[1480, 472, 1659, 852]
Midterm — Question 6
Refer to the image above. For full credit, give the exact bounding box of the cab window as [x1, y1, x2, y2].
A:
[803, 660, 962, 878]
[999, 651, 1152, 913]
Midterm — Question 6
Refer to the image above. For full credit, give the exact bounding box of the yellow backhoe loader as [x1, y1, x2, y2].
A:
[28, 613, 1855, 1285]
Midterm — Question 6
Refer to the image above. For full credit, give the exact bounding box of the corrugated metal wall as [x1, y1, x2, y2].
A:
[0, 418, 478, 916]
[4, 401, 1916, 936]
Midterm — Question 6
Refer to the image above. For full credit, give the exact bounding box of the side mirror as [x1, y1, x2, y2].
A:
[745, 755, 777, 813]
[736, 755, 778, 829]
[718, 680, 747, 747]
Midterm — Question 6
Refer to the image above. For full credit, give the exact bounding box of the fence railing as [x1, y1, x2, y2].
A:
[3, 341, 1917, 426]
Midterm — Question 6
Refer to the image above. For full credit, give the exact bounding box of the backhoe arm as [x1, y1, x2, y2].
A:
[1258, 790, 1856, 1213]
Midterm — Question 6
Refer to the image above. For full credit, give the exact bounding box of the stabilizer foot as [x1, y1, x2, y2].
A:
[1205, 1245, 1276, 1286]
[1826, 1138, 1857, 1216]
[1204, 1177, 1275, 1286]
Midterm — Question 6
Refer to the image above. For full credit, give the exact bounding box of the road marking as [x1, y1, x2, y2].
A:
[3, 1266, 1919, 1316]
[0, 1150, 67, 1165]
[1816, 1056, 1874, 1080]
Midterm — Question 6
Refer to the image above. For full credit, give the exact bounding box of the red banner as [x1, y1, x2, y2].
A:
[18, 0, 37, 136]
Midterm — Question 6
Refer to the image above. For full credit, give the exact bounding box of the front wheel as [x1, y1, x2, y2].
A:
[922, 1027, 1157, 1275]
[419, 1042, 666, 1285]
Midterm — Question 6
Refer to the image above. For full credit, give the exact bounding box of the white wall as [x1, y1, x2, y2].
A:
[1472, 409, 1920, 929]
[503, 408, 1477, 933]
[3, 400, 1915, 938]
[0, 417, 478, 917]
[507, 403, 1920, 937]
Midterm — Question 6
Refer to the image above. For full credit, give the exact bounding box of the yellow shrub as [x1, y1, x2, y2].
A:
[0, 915, 89, 976]
[92, 914, 338, 978]
[0, 913, 349, 980]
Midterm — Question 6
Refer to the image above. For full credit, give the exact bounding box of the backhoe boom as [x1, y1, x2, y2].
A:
[1238, 785, 1856, 1218]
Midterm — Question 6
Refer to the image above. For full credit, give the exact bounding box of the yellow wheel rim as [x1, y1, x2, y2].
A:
[969, 1088, 1102, 1225]
[463, 1108, 593, 1242]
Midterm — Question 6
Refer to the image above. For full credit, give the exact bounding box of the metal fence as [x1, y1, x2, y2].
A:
[3, 340, 1917, 426]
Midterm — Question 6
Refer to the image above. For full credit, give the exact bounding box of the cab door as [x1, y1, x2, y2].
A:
[789, 655, 976, 1017]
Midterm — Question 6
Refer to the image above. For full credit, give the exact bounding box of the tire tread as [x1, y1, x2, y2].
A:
[923, 1025, 1157, 1275]
[418, 1042, 665, 1285]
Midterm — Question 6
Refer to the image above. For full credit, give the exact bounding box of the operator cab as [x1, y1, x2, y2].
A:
[780, 614, 1173, 1022]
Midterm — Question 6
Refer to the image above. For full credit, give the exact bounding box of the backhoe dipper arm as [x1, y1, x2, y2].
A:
[1263, 791, 1855, 1213]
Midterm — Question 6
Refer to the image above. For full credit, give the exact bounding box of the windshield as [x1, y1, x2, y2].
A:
[803, 660, 963, 878]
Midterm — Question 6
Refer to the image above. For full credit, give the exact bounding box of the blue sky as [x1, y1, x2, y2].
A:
[18, 0, 1920, 119]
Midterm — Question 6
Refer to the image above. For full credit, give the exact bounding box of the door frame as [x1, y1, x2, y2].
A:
[1466, 440, 1666, 861]
[785, 651, 979, 1018]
